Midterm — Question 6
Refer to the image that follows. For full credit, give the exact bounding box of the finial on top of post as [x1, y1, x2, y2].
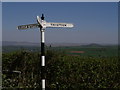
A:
[41, 14, 44, 20]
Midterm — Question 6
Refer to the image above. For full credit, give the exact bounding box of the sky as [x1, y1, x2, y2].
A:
[2, 2, 118, 44]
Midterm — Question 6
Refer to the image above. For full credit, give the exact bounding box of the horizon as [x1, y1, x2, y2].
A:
[2, 41, 118, 46]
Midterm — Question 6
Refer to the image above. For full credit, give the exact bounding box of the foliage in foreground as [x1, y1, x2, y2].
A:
[2, 50, 120, 88]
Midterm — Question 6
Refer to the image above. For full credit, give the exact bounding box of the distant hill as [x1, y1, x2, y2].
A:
[81, 43, 103, 47]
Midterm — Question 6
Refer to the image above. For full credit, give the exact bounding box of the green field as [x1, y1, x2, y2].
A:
[49, 46, 118, 57]
[3, 45, 118, 57]
[2, 45, 120, 88]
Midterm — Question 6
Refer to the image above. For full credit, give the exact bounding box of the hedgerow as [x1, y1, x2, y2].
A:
[2, 50, 120, 88]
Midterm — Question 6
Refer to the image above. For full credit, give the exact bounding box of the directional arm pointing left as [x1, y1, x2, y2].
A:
[17, 23, 39, 30]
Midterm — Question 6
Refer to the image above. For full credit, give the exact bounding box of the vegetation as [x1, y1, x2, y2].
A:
[2, 46, 120, 89]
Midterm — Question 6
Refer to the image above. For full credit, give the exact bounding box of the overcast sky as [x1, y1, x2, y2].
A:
[2, 2, 118, 44]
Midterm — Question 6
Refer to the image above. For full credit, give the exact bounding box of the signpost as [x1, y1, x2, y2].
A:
[17, 14, 74, 89]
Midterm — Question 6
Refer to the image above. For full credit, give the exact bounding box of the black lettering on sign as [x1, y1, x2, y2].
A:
[18, 26, 27, 29]
[51, 23, 67, 27]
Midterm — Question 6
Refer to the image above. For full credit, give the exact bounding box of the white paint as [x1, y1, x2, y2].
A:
[46, 22, 74, 28]
[37, 16, 41, 24]
[41, 20, 47, 29]
[42, 79, 45, 89]
[41, 30, 45, 43]
[42, 56, 45, 66]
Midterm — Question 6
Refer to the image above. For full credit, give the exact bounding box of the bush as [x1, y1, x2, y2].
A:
[2, 50, 120, 88]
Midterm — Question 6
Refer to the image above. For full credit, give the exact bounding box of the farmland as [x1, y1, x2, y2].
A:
[2, 45, 120, 88]
[2, 45, 118, 57]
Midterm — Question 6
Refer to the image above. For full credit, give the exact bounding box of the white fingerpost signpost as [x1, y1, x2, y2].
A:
[17, 14, 74, 89]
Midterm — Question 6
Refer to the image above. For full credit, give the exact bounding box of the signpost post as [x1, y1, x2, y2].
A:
[17, 14, 74, 89]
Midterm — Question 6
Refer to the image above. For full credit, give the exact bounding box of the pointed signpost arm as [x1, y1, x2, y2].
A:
[17, 23, 39, 30]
